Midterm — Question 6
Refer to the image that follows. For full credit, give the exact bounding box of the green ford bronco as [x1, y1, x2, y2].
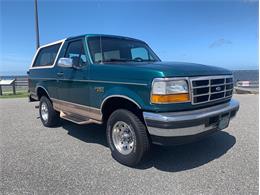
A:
[28, 34, 239, 166]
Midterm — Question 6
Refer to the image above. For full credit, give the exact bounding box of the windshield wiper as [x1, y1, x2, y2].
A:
[97, 58, 157, 63]
[131, 58, 157, 62]
[142, 59, 157, 62]
[98, 58, 129, 63]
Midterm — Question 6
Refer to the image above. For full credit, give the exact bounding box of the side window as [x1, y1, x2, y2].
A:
[131, 47, 149, 60]
[65, 40, 87, 67]
[33, 43, 61, 67]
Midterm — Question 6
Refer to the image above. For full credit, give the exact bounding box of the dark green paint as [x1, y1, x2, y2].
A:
[29, 34, 232, 112]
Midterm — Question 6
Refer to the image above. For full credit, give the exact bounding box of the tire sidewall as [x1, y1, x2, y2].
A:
[106, 109, 146, 165]
[39, 97, 50, 126]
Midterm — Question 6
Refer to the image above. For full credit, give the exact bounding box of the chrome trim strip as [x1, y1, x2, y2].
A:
[148, 124, 216, 137]
[85, 80, 148, 86]
[152, 77, 190, 82]
[29, 78, 147, 86]
[190, 75, 233, 81]
[100, 95, 142, 110]
[59, 79, 148, 86]
[143, 99, 239, 123]
[143, 99, 239, 137]
[51, 98, 102, 121]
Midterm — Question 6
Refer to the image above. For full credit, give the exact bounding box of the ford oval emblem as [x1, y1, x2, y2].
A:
[216, 86, 221, 91]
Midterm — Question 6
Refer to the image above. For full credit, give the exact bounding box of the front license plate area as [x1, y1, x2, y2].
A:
[218, 113, 230, 130]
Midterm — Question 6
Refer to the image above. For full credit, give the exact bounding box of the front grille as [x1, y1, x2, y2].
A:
[190, 75, 233, 105]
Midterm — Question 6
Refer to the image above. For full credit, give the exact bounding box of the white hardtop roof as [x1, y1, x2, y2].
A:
[39, 38, 67, 49]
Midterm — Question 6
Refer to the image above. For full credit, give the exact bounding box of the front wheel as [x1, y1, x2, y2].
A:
[106, 109, 150, 166]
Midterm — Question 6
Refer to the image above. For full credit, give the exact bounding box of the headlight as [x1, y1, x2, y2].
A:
[151, 79, 190, 104]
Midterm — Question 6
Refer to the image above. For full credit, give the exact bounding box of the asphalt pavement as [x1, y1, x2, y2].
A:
[0, 95, 258, 194]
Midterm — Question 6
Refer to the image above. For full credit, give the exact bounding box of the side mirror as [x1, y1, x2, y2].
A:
[57, 58, 73, 68]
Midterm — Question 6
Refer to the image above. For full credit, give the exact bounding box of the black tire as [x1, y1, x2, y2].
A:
[106, 109, 150, 166]
[39, 96, 60, 127]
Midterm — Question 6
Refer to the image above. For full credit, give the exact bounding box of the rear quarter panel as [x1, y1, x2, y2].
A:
[28, 67, 59, 99]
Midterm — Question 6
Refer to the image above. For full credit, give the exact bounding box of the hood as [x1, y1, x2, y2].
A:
[90, 61, 233, 85]
[135, 61, 232, 77]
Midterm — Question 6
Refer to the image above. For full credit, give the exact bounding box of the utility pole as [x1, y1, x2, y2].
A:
[34, 0, 40, 49]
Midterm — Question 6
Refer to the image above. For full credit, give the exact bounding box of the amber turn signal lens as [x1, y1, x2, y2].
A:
[151, 93, 190, 103]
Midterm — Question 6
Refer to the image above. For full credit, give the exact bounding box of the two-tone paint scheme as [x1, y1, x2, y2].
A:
[29, 35, 234, 113]
[28, 34, 239, 147]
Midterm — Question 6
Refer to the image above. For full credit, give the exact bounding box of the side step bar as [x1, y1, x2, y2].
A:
[60, 111, 102, 125]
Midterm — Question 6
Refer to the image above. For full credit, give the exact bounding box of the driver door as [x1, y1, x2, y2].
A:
[57, 39, 90, 106]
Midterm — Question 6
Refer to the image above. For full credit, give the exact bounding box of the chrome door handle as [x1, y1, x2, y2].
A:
[57, 72, 64, 77]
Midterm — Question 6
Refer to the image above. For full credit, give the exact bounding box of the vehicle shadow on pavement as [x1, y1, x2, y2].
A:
[137, 131, 236, 172]
[61, 120, 236, 172]
[61, 120, 108, 147]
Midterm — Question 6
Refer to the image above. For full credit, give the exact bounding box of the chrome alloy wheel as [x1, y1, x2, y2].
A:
[112, 121, 136, 155]
[40, 102, 49, 122]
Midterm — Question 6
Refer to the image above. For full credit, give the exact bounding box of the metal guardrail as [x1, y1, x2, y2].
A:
[236, 81, 259, 88]
[234, 80, 259, 94]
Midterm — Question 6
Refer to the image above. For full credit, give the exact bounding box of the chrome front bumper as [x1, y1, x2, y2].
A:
[143, 99, 239, 144]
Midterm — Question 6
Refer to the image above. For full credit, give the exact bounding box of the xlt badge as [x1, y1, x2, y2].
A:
[95, 87, 104, 93]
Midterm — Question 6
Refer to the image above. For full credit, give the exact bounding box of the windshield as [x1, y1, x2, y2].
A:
[87, 36, 160, 63]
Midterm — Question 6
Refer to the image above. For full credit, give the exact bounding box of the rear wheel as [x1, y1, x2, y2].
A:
[39, 96, 60, 127]
[106, 109, 150, 166]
